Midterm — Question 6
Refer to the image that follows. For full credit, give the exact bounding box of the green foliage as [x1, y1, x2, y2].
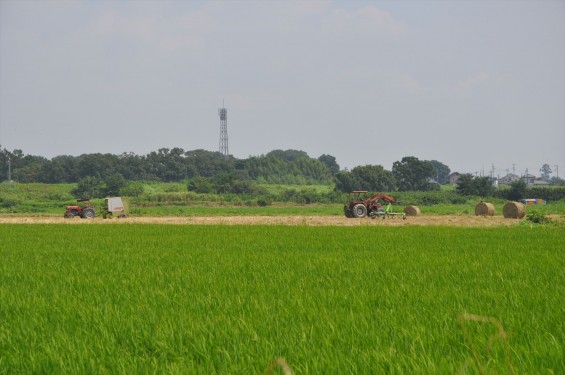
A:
[71, 176, 104, 199]
[335, 165, 396, 192]
[4, 181, 565, 216]
[187, 174, 266, 195]
[429, 160, 451, 184]
[187, 176, 215, 194]
[246, 150, 335, 185]
[507, 180, 527, 201]
[256, 197, 271, 206]
[539, 164, 552, 180]
[1, 147, 336, 185]
[495, 185, 565, 202]
[1, 225, 563, 373]
[392, 156, 437, 191]
[0, 196, 18, 209]
[525, 211, 552, 224]
[394, 191, 469, 205]
[318, 154, 340, 174]
[103, 174, 126, 197]
[456, 174, 495, 197]
[120, 181, 145, 197]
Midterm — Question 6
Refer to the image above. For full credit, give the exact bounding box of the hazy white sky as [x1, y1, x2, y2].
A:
[1, 0, 564, 176]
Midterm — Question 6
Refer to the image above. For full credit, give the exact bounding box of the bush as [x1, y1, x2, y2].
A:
[394, 191, 468, 206]
[256, 198, 271, 207]
[71, 176, 104, 199]
[0, 197, 18, 209]
[525, 211, 552, 224]
[494, 186, 565, 202]
[120, 181, 145, 197]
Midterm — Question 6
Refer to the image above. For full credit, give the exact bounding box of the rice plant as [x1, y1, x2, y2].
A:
[0, 225, 563, 373]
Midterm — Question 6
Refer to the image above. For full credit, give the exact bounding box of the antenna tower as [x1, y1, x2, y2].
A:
[218, 102, 228, 158]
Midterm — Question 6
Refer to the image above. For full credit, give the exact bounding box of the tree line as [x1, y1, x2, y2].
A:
[2, 146, 564, 201]
[0, 146, 453, 193]
[0, 147, 336, 183]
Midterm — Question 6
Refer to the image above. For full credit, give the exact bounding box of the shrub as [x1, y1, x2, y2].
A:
[256, 198, 271, 207]
[120, 181, 145, 197]
[525, 211, 552, 224]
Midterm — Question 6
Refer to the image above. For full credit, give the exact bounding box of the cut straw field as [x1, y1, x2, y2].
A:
[0, 224, 563, 374]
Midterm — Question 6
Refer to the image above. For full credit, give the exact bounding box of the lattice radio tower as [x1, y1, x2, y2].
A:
[218, 102, 228, 158]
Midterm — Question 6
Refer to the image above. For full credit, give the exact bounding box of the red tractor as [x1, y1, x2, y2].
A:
[344, 191, 404, 219]
[64, 198, 96, 219]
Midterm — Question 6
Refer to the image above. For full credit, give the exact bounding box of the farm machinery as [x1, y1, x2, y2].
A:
[344, 191, 406, 219]
[64, 197, 128, 219]
[64, 198, 96, 219]
[102, 197, 128, 219]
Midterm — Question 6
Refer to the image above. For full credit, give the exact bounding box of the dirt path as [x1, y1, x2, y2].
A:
[0, 215, 536, 226]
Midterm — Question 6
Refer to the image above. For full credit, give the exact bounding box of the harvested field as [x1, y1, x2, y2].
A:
[1, 214, 559, 226]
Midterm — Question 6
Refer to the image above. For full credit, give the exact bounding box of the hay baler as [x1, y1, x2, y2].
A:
[102, 197, 128, 219]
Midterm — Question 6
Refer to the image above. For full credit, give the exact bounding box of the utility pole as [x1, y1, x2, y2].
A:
[7, 157, 11, 182]
[554, 165, 559, 179]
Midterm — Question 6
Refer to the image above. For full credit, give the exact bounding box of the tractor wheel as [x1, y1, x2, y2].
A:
[81, 208, 96, 219]
[343, 205, 353, 218]
[351, 204, 367, 218]
[64, 212, 75, 219]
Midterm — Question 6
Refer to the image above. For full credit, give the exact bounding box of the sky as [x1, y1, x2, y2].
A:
[1, 0, 564, 177]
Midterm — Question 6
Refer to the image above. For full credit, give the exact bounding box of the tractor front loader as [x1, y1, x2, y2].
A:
[344, 191, 406, 219]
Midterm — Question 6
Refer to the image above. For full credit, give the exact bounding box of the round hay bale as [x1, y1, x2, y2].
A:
[503, 201, 525, 219]
[403, 205, 421, 216]
[475, 202, 495, 216]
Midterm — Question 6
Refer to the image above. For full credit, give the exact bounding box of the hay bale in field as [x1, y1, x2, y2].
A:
[475, 202, 495, 216]
[403, 205, 421, 216]
[503, 201, 525, 219]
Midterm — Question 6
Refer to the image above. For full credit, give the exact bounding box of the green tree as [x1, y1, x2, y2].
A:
[104, 174, 127, 197]
[76, 153, 119, 179]
[549, 176, 564, 186]
[120, 181, 145, 197]
[187, 177, 215, 194]
[318, 154, 340, 174]
[266, 149, 308, 161]
[455, 174, 495, 197]
[539, 164, 552, 180]
[508, 180, 527, 201]
[392, 156, 436, 191]
[473, 176, 495, 197]
[455, 174, 476, 195]
[335, 165, 396, 192]
[429, 160, 451, 184]
[72, 176, 104, 199]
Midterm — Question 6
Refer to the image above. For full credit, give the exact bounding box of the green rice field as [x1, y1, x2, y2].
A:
[0, 224, 563, 374]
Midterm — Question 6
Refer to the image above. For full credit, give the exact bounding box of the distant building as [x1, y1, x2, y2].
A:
[499, 173, 520, 184]
[533, 179, 550, 186]
[521, 173, 536, 186]
[447, 172, 461, 184]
